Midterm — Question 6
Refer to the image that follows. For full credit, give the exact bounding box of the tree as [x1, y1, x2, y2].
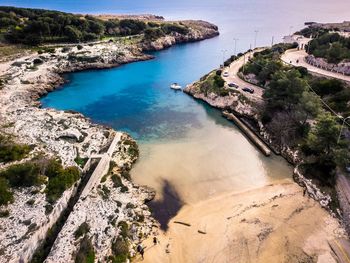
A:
[307, 113, 340, 154]
[64, 25, 82, 42]
[264, 69, 308, 111]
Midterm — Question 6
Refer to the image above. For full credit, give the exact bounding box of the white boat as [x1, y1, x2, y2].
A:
[170, 83, 182, 90]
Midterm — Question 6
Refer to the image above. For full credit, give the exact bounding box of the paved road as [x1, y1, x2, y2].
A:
[281, 49, 350, 82]
[222, 49, 264, 101]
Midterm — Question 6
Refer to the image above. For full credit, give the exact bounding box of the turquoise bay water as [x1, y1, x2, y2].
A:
[13, 0, 349, 222]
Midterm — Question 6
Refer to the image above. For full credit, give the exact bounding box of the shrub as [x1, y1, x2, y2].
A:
[0, 178, 13, 205]
[77, 45, 83, 50]
[117, 221, 129, 239]
[46, 165, 80, 203]
[75, 236, 95, 263]
[0, 162, 42, 187]
[0, 210, 10, 217]
[26, 199, 35, 206]
[74, 222, 90, 239]
[144, 28, 165, 41]
[214, 75, 225, 88]
[111, 238, 129, 263]
[161, 23, 189, 35]
[111, 174, 124, 188]
[0, 135, 31, 163]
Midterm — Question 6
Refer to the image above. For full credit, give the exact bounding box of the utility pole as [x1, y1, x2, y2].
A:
[221, 49, 227, 67]
[338, 116, 350, 144]
[233, 38, 239, 56]
[254, 30, 259, 49]
[243, 52, 246, 74]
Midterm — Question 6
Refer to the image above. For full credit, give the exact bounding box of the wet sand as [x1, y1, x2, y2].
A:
[138, 180, 345, 263]
[131, 115, 292, 229]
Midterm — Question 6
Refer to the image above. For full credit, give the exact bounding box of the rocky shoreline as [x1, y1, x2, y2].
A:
[184, 73, 339, 215]
[0, 20, 219, 262]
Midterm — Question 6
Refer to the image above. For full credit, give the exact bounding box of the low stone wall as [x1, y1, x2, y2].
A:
[223, 111, 271, 156]
[16, 186, 78, 263]
[306, 55, 350, 76]
[336, 174, 350, 235]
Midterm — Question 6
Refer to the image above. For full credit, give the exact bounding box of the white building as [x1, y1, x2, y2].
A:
[282, 34, 311, 50]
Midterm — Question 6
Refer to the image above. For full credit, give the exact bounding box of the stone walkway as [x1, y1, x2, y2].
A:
[80, 132, 121, 199]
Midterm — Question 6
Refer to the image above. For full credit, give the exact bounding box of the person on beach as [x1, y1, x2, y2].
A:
[153, 236, 158, 246]
[137, 244, 145, 259]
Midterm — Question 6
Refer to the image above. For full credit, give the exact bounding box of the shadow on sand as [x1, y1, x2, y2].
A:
[148, 179, 184, 231]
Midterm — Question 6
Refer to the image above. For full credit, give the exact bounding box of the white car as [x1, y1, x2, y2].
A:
[223, 72, 229, 77]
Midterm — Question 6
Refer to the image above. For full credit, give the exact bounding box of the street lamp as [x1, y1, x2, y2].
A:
[221, 49, 227, 67]
[254, 30, 259, 49]
[337, 116, 350, 144]
[233, 38, 239, 56]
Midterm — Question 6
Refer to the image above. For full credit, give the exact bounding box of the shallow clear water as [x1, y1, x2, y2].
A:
[19, 0, 349, 218]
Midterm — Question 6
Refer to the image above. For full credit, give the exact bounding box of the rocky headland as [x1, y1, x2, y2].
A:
[0, 19, 219, 263]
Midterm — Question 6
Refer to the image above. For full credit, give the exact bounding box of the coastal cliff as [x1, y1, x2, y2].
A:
[0, 17, 219, 263]
[140, 20, 219, 51]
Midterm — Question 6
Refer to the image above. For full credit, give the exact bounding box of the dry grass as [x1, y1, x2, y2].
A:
[0, 44, 32, 63]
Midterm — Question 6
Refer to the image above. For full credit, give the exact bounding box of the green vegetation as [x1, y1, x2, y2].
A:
[0, 177, 14, 205]
[74, 222, 90, 239]
[109, 222, 130, 262]
[240, 46, 349, 184]
[0, 135, 32, 163]
[240, 43, 297, 86]
[111, 174, 128, 192]
[110, 238, 129, 263]
[0, 6, 192, 46]
[75, 236, 95, 263]
[0, 156, 80, 205]
[301, 113, 348, 183]
[197, 70, 229, 96]
[0, 209, 10, 217]
[123, 139, 139, 159]
[306, 32, 350, 63]
[74, 154, 88, 168]
[0, 162, 44, 187]
[117, 221, 129, 239]
[46, 163, 80, 203]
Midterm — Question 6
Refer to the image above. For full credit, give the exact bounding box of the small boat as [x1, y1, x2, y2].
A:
[170, 83, 182, 90]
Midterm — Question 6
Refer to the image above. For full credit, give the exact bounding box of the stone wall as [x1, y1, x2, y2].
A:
[306, 55, 350, 76]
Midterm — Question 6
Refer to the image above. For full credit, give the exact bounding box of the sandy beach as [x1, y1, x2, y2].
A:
[137, 179, 345, 263]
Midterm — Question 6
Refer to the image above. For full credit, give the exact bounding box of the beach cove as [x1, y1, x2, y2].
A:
[2, 0, 350, 262]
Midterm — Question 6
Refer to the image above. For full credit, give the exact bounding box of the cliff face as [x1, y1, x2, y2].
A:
[140, 20, 219, 51]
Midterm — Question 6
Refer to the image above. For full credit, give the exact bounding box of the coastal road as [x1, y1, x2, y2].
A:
[222, 49, 265, 101]
[281, 49, 350, 82]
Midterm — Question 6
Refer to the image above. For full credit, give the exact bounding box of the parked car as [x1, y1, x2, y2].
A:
[346, 165, 350, 173]
[242, 87, 254, 94]
[223, 72, 229, 77]
[228, 82, 239, 88]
